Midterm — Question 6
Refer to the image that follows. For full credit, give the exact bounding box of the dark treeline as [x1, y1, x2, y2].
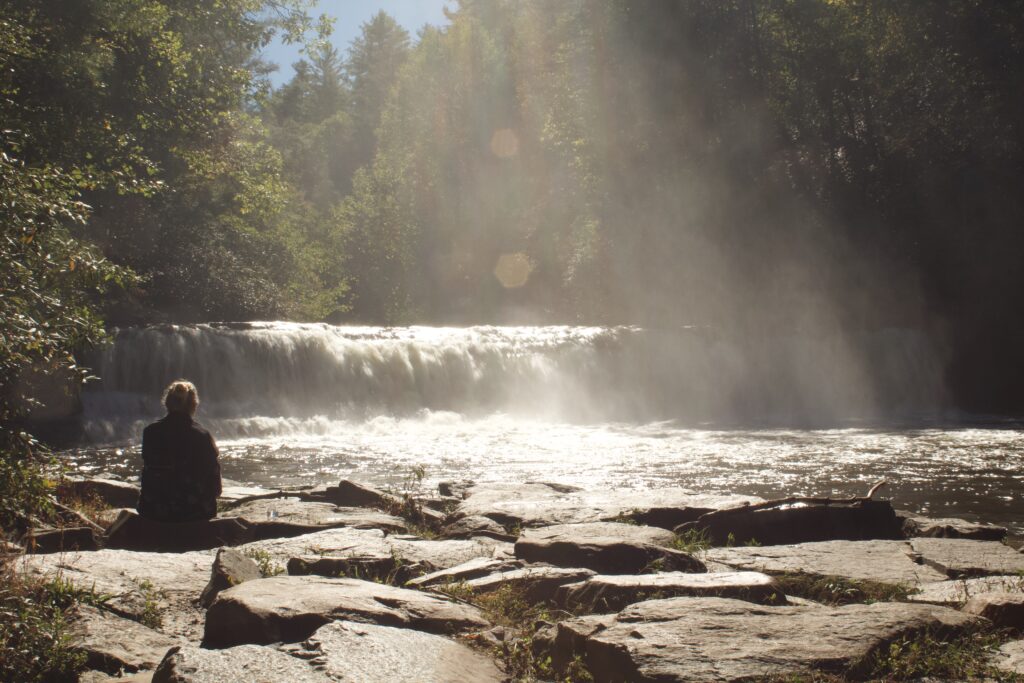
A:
[3, 0, 1024, 462]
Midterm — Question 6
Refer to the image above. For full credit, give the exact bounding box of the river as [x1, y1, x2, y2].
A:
[63, 323, 1024, 535]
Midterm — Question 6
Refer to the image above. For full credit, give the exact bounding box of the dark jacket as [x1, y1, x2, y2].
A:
[138, 413, 222, 522]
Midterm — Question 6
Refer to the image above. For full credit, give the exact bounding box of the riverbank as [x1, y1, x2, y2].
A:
[6, 477, 1024, 681]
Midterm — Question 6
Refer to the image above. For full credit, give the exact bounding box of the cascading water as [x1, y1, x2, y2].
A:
[68, 322, 1023, 536]
[81, 322, 946, 441]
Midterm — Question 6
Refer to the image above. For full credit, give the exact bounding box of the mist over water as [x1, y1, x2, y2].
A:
[65, 322, 1024, 536]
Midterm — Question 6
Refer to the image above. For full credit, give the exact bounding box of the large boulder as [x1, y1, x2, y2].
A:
[515, 522, 704, 574]
[677, 499, 902, 546]
[203, 576, 490, 647]
[706, 540, 948, 586]
[897, 511, 1007, 541]
[105, 510, 252, 552]
[456, 482, 760, 528]
[909, 538, 1024, 578]
[281, 621, 503, 683]
[545, 597, 983, 682]
[152, 645, 327, 683]
[68, 605, 183, 672]
[557, 571, 783, 612]
[199, 548, 263, 608]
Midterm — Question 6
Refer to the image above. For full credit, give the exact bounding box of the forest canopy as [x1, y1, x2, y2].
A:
[3, 0, 1024, 447]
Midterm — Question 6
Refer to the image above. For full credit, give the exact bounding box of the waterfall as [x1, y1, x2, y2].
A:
[80, 322, 947, 442]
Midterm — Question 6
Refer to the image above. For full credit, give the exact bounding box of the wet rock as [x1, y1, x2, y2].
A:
[68, 605, 182, 672]
[463, 566, 596, 603]
[910, 538, 1024, 577]
[23, 526, 99, 553]
[909, 575, 1024, 605]
[281, 620, 503, 683]
[105, 510, 252, 552]
[199, 548, 263, 608]
[515, 522, 704, 574]
[897, 511, 1007, 541]
[203, 576, 490, 647]
[546, 597, 982, 682]
[59, 477, 140, 509]
[993, 640, 1024, 677]
[557, 571, 783, 612]
[441, 515, 515, 541]
[706, 540, 948, 586]
[457, 482, 761, 528]
[406, 557, 523, 589]
[677, 499, 902, 546]
[232, 497, 408, 537]
[152, 645, 327, 683]
[318, 480, 398, 509]
[961, 593, 1024, 628]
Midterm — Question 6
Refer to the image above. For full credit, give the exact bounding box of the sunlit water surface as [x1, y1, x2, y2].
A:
[61, 413, 1024, 536]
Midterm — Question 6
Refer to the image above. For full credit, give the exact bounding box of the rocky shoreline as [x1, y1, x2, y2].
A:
[9, 477, 1024, 682]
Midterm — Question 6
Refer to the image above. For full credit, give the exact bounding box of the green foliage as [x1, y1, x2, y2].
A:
[0, 567, 99, 683]
[241, 547, 285, 577]
[866, 628, 1020, 681]
[672, 527, 712, 555]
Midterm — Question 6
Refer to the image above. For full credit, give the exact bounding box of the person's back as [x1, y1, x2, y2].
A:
[138, 381, 222, 522]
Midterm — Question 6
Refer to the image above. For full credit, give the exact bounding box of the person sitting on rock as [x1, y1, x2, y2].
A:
[138, 380, 222, 522]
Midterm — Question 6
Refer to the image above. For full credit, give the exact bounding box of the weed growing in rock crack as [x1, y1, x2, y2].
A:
[773, 573, 910, 605]
[130, 578, 164, 630]
[0, 564, 91, 682]
[241, 548, 285, 577]
[672, 527, 711, 555]
[866, 627, 1020, 681]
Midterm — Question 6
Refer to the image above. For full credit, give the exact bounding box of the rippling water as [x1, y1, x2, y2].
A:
[61, 413, 1024, 536]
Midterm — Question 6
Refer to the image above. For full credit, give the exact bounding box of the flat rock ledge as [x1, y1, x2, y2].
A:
[282, 620, 503, 683]
[706, 540, 948, 586]
[153, 645, 327, 683]
[556, 571, 784, 612]
[203, 575, 490, 647]
[910, 574, 1024, 605]
[515, 522, 705, 574]
[545, 596, 984, 682]
[992, 640, 1024, 677]
[69, 605, 184, 672]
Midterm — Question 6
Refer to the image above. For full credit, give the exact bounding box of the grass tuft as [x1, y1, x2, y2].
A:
[773, 573, 911, 605]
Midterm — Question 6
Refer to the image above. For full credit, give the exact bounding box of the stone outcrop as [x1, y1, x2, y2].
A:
[441, 515, 515, 541]
[152, 645, 327, 683]
[462, 566, 596, 602]
[203, 576, 490, 647]
[105, 510, 252, 552]
[909, 538, 1024, 578]
[897, 511, 1007, 541]
[281, 621, 503, 683]
[515, 522, 704, 574]
[992, 640, 1024, 677]
[677, 499, 902, 546]
[456, 482, 760, 528]
[545, 596, 983, 682]
[909, 575, 1024, 605]
[706, 540, 948, 586]
[961, 593, 1024, 628]
[199, 547, 263, 608]
[314, 480, 399, 509]
[556, 571, 784, 612]
[232, 497, 409, 538]
[68, 605, 183, 672]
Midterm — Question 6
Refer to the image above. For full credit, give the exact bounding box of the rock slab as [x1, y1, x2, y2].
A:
[199, 547, 263, 608]
[515, 522, 704, 574]
[203, 575, 490, 647]
[548, 596, 983, 682]
[910, 538, 1024, 577]
[69, 605, 183, 672]
[152, 645, 327, 683]
[283, 621, 503, 683]
[557, 571, 783, 612]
